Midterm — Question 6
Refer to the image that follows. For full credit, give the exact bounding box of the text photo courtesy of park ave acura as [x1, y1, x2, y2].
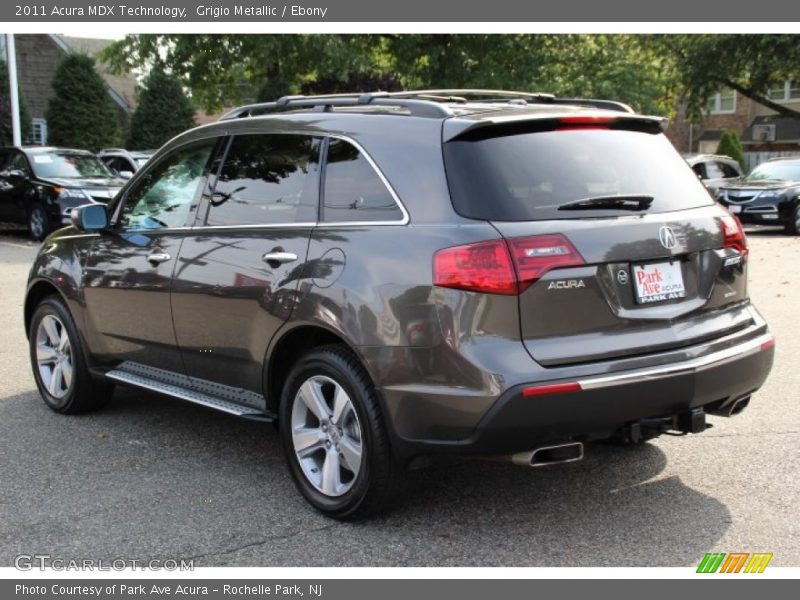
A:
[1, 27, 800, 574]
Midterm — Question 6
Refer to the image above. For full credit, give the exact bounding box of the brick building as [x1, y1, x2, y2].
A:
[667, 85, 800, 169]
[1, 34, 137, 145]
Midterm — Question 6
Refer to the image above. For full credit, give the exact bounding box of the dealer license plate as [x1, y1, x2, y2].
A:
[632, 261, 686, 304]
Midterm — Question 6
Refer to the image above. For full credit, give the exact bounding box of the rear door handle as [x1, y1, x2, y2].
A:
[146, 252, 171, 265]
[262, 251, 298, 265]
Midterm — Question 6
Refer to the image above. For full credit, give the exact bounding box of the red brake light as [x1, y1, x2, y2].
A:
[507, 234, 585, 292]
[558, 115, 617, 125]
[433, 239, 517, 296]
[556, 115, 617, 131]
[721, 215, 748, 257]
[433, 234, 585, 296]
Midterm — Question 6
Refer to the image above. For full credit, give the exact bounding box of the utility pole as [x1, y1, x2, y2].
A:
[6, 34, 22, 146]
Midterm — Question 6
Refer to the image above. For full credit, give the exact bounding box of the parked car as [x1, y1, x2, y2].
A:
[24, 90, 774, 519]
[98, 148, 155, 179]
[717, 157, 800, 234]
[0, 146, 125, 240]
[684, 153, 744, 194]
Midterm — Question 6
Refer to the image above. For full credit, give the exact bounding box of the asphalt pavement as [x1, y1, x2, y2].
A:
[0, 224, 798, 567]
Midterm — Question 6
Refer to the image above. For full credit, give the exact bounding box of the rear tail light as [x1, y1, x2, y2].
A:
[433, 239, 517, 295]
[433, 234, 585, 296]
[721, 215, 748, 257]
[507, 234, 585, 293]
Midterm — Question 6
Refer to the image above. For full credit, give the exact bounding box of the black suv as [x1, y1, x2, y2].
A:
[0, 146, 125, 240]
[717, 157, 800, 234]
[24, 91, 774, 518]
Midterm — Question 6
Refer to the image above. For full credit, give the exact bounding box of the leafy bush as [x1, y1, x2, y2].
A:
[716, 130, 746, 170]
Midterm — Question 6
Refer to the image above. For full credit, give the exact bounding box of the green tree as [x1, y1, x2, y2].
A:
[651, 34, 800, 120]
[46, 54, 120, 150]
[716, 130, 746, 169]
[102, 34, 677, 116]
[0, 60, 33, 145]
[127, 69, 196, 150]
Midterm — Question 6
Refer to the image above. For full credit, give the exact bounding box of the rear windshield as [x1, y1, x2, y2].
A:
[443, 128, 714, 221]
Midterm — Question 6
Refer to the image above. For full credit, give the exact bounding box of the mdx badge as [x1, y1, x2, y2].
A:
[548, 280, 586, 290]
[659, 225, 678, 250]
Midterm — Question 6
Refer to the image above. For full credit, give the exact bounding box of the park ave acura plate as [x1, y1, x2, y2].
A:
[632, 261, 686, 304]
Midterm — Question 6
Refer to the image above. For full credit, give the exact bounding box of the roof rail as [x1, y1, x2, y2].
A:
[219, 92, 454, 120]
[219, 89, 636, 121]
[98, 148, 128, 153]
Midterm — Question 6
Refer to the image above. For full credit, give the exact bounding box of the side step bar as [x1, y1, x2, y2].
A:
[105, 362, 275, 422]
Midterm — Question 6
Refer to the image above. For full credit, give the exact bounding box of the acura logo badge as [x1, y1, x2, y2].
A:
[659, 226, 677, 250]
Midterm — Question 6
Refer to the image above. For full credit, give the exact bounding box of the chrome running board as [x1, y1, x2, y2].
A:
[105, 361, 275, 421]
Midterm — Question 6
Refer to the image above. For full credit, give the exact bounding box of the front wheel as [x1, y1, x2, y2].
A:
[28, 203, 51, 241]
[29, 296, 113, 414]
[279, 345, 403, 519]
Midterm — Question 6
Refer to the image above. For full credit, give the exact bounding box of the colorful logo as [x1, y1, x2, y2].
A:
[697, 552, 773, 573]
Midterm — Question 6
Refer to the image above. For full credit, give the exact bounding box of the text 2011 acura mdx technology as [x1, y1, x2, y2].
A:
[24, 90, 774, 518]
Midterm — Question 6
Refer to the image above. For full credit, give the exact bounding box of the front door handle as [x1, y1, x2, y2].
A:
[146, 252, 171, 265]
[262, 251, 298, 265]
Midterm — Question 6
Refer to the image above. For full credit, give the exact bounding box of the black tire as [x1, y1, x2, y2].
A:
[279, 345, 403, 519]
[27, 203, 51, 241]
[785, 203, 800, 236]
[29, 296, 113, 414]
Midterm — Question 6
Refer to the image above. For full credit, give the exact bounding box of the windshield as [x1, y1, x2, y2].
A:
[443, 128, 714, 221]
[30, 152, 115, 179]
[745, 162, 800, 182]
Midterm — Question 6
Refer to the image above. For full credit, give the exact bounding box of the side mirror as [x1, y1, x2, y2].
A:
[6, 169, 27, 180]
[71, 203, 108, 231]
[118, 170, 134, 180]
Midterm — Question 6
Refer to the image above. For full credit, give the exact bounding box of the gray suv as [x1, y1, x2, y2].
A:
[24, 90, 774, 518]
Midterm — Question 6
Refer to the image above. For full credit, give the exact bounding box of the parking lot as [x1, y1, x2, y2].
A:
[0, 224, 798, 568]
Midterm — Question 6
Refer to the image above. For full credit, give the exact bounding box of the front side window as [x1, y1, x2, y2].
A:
[322, 138, 402, 223]
[203, 134, 320, 226]
[717, 162, 741, 179]
[10, 152, 32, 176]
[704, 162, 725, 179]
[118, 139, 216, 230]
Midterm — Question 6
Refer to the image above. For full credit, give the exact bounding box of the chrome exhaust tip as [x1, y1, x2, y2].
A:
[510, 441, 584, 467]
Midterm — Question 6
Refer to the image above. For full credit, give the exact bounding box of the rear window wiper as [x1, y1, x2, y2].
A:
[558, 194, 654, 212]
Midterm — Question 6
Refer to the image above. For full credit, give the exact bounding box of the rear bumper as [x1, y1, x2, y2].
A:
[388, 327, 775, 460]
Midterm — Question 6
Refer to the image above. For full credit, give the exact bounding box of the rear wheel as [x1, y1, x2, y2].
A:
[29, 296, 113, 414]
[28, 203, 51, 241]
[279, 345, 403, 519]
[785, 204, 800, 235]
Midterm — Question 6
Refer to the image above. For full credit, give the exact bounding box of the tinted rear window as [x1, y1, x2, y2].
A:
[443, 129, 714, 221]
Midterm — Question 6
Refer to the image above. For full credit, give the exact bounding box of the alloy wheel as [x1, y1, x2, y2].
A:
[291, 375, 363, 497]
[35, 315, 73, 399]
[29, 208, 45, 240]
